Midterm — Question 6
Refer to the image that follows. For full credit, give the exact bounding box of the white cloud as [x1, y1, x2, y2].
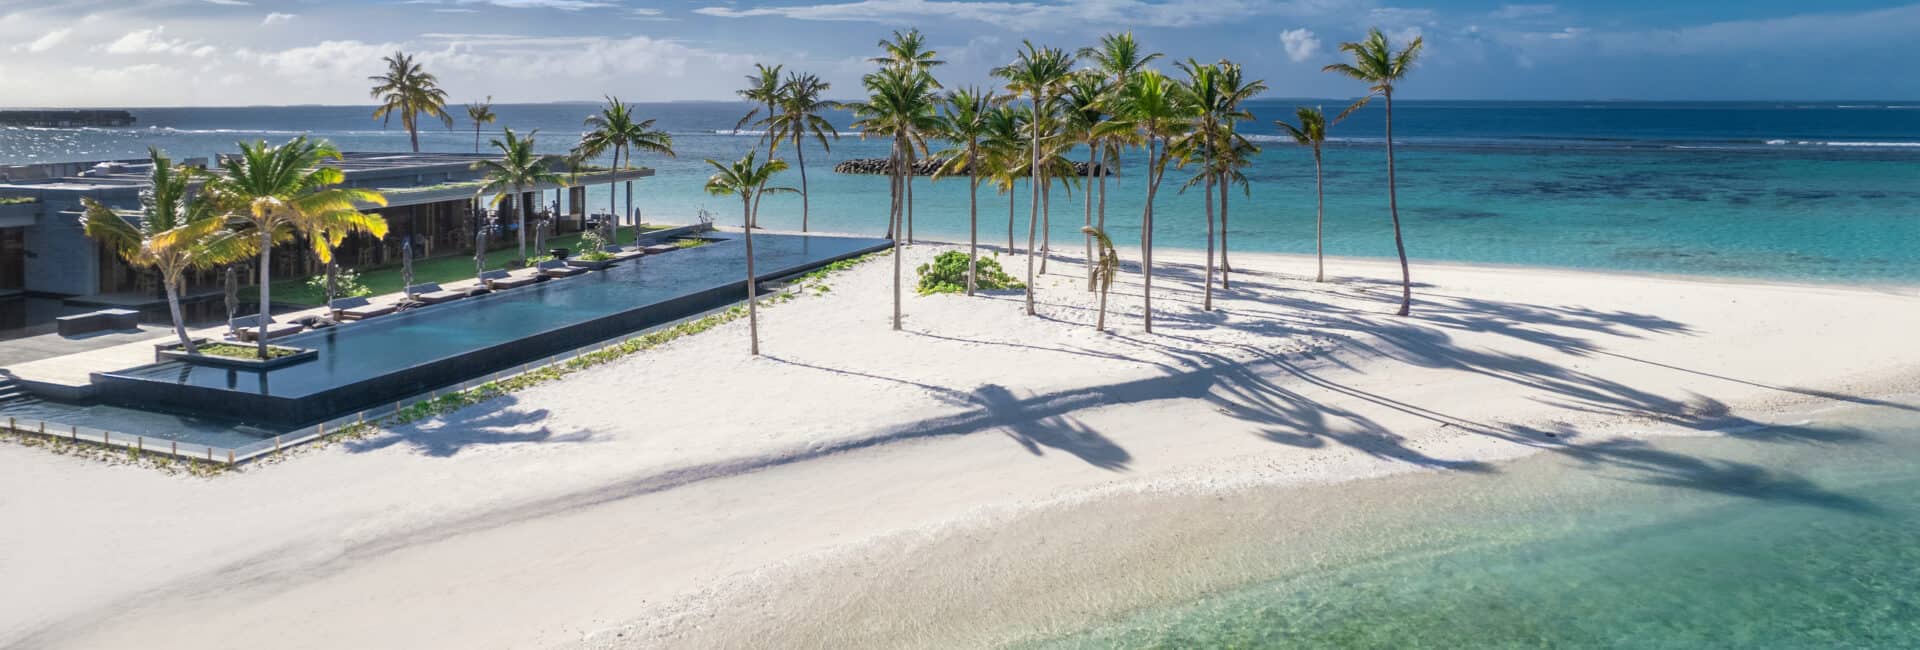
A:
[262, 12, 296, 26]
[407, 0, 619, 10]
[1279, 27, 1319, 62]
[1490, 4, 1555, 20]
[203, 0, 253, 5]
[17, 28, 71, 53]
[101, 26, 212, 57]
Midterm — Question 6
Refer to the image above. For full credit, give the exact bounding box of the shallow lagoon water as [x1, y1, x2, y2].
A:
[1031, 401, 1920, 649]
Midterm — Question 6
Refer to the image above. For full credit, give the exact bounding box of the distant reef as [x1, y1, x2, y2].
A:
[0, 110, 137, 128]
[833, 158, 1110, 177]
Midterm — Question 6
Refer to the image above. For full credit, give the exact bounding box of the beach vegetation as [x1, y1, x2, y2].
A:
[368, 51, 453, 153]
[0, 196, 35, 205]
[1326, 27, 1424, 316]
[465, 96, 496, 154]
[705, 151, 797, 355]
[307, 265, 372, 299]
[577, 97, 675, 242]
[993, 40, 1077, 317]
[474, 128, 565, 262]
[915, 250, 1024, 295]
[79, 148, 250, 355]
[576, 231, 615, 262]
[204, 136, 386, 360]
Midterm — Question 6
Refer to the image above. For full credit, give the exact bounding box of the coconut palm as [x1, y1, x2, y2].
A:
[1106, 70, 1193, 332]
[870, 30, 943, 243]
[1025, 103, 1080, 276]
[368, 51, 452, 153]
[933, 86, 997, 295]
[1081, 225, 1119, 332]
[703, 152, 795, 356]
[735, 63, 785, 157]
[1175, 59, 1264, 309]
[79, 149, 249, 353]
[204, 137, 387, 359]
[1326, 27, 1423, 316]
[762, 72, 839, 232]
[1063, 71, 1109, 287]
[1080, 32, 1162, 237]
[1276, 106, 1331, 282]
[992, 40, 1076, 316]
[475, 128, 565, 261]
[465, 97, 496, 154]
[843, 65, 940, 329]
[577, 97, 674, 238]
[982, 104, 1027, 253]
[1210, 61, 1266, 285]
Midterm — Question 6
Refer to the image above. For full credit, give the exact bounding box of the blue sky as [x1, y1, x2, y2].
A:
[1, 0, 1916, 106]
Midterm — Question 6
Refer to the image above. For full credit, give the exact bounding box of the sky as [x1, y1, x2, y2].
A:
[1, 0, 1916, 107]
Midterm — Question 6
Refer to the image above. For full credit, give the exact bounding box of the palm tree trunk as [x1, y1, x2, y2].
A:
[884, 143, 898, 240]
[255, 230, 272, 359]
[967, 147, 979, 296]
[474, 124, 481, 153]
[625, 178, 635, 236]
[516, 183, 527, 259]
[1040, 175, 1051, 275]
[1096, 276, 1108, 332]
[164, 275, 195, 354]
[608, 148, 620, 241]
[905, 162, 915, 244]
[1220, 172, 1232, 289]
[1385, 92, 1411, 316]
[1007, 187, 1015, 253]
[891, 148, 904, 331]
[1142, 137, 1159, 333]
[1084, 143, 1095, 290]
[1026, 95, 1041, 317]
[743, 195, 760, 356]
[407, 114, 420, 153]
[1204, 173, 1216, 311]
[1098, 144, 1109, 232]
[796, 135, 811, 232]
[1314, 148, 1325, 282]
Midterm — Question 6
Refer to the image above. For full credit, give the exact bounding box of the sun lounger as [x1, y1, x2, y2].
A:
[537, 260, 587, 278]
[480, 268, 543, 290]
[602, 245, 645, 262]
[405, 283, 466, 305]
[640, 244, 678, 255]
[328, 296, 397, 321]
[230, 315, 304, 342]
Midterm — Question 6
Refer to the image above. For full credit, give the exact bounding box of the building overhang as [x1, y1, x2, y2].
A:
[367, 167, 655, 210]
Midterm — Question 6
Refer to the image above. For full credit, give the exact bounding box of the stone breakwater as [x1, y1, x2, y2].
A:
[833, 158, 1110, 177]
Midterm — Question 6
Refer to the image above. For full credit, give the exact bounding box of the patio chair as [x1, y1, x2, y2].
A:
[536, 259, 587, 278]
[405, 283, 467, 305]
[602, 245, 645, 262]
[328, 296, 398, 321]
[230, 315, 304, 342]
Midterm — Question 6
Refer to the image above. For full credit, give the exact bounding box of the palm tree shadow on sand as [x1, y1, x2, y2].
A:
[346, 398, 592, 458]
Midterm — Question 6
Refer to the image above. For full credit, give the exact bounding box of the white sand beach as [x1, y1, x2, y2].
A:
[3, 241, 1918, 649]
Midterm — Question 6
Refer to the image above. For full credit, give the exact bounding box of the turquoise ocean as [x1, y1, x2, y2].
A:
[3, 100, 1917, 282]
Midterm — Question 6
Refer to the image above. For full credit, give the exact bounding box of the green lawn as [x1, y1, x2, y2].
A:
[271, 225, 663, 306]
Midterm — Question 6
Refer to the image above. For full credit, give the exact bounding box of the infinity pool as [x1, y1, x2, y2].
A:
[94, 231, 888, 429]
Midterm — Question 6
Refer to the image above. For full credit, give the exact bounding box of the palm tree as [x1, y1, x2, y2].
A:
[1080, 32, 1162, 242]
[1210, 61, 1266, 286]
[871, 29, 944, 243]
[992, 40, 1076, 316]
[577, 97, 674, 238]
[1063, 71, 1109, 288]
[735, 63, 785, 157]
[982, 105, 1027, 254]
[1107, 70, 1193, 332]
[368, 51, 452, 153]
[204, 137, 386, 359]
[475, 128, 565, 261]
[466, 97, 496, 154]
[80, 149, 249, 353]
[762, 72, 839, 232]
[1081, 225, 1119, 332]
[1175, 59, 1264, 309]
[704, 152, 796, 356]
[933, 86, 997, 295]
[843, 66, 940, 329]
[1326, 27, 1423, 317]
[1276, 106, 1331, 282]
[1025, 103, 1079, 276]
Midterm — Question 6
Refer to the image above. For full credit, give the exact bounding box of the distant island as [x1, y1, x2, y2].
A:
[0, 110, 136, 128]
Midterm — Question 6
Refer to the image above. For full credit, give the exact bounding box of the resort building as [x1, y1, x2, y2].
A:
[0, 152, 650, 315]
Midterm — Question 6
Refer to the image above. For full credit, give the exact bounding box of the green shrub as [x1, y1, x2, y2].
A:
[307, 267, 373, 300]
[916, 251, 1024, 295]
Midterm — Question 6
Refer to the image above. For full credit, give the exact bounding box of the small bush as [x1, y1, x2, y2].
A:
[916, 251, 1024, 295]
[307, 267, 373, 300]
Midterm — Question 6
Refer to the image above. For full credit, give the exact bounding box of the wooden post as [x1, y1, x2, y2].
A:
[318, 423, 326, 438]
[172, 440, 178, 456]
[274, 436, 282, 453]
[207, 447, 213, 462]
[102, 430, 108, 446]
[227, 449, 234, 464]
[136, 436, 143, 453]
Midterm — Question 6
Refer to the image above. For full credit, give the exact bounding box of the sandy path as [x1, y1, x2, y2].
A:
[3, 241, 1916, 649]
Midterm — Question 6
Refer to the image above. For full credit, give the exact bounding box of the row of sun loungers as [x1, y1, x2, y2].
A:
[233, 244, 691, 343]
